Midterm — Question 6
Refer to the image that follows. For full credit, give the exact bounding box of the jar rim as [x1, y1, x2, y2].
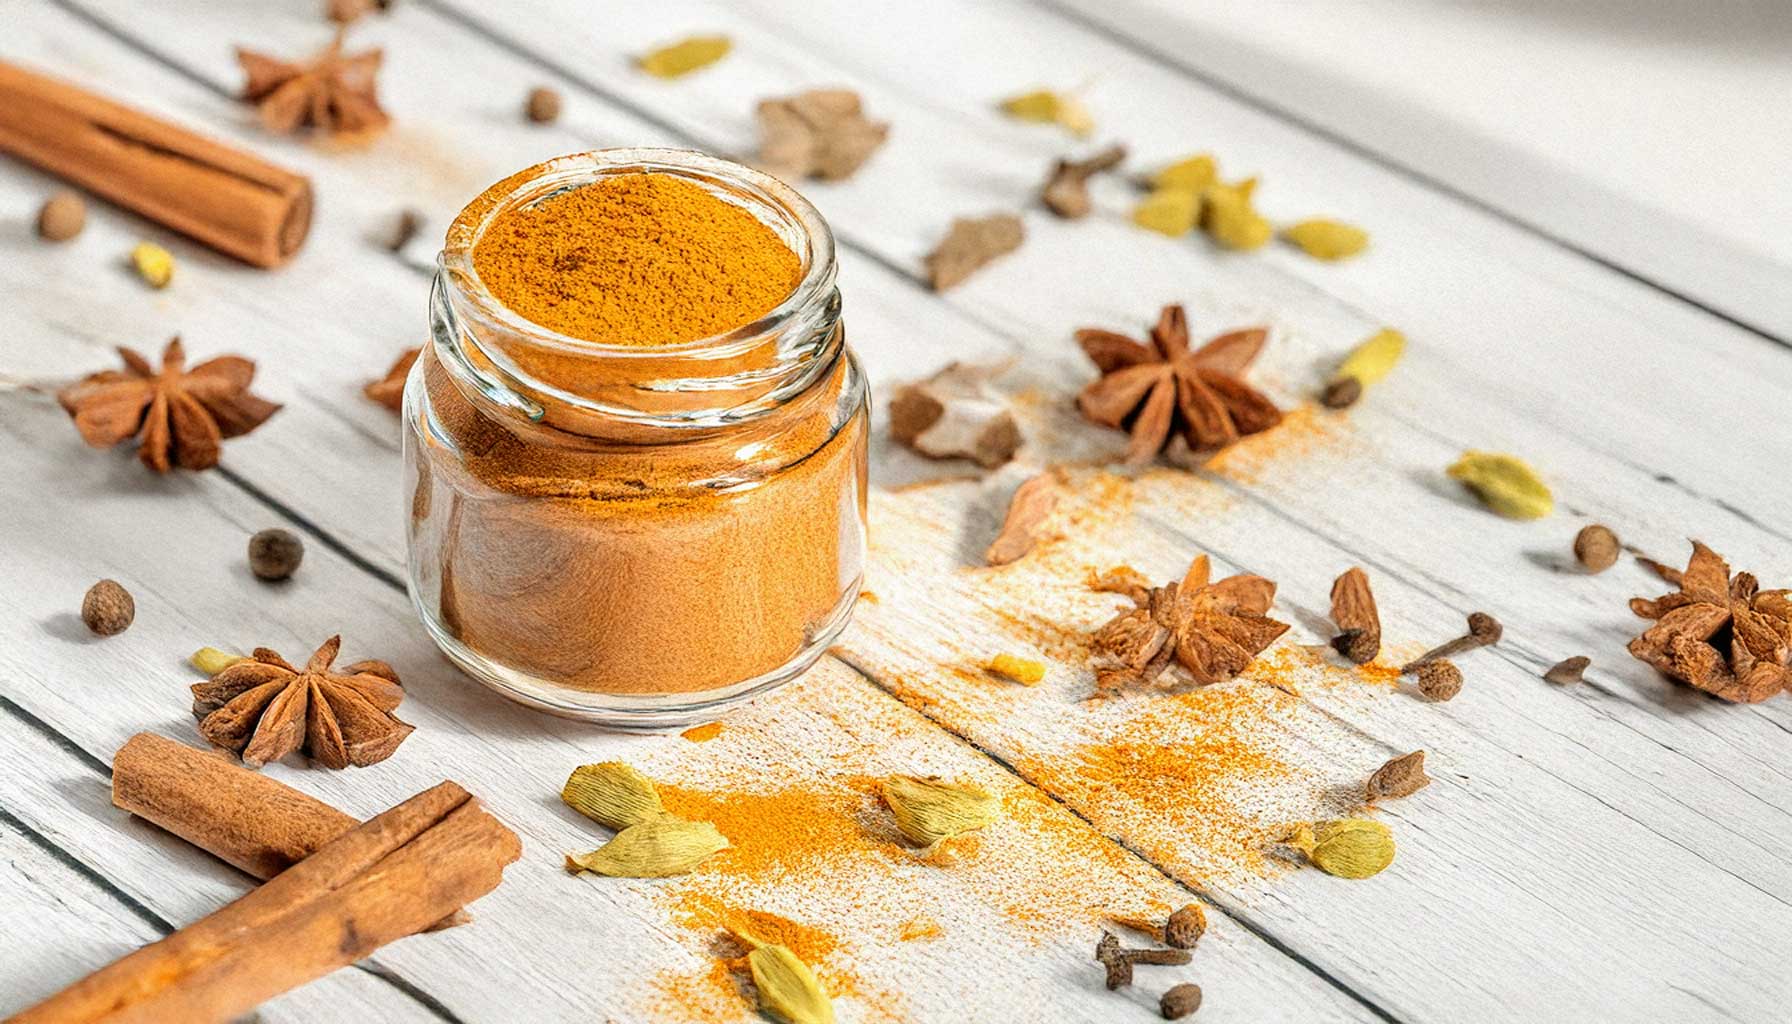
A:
[440, 147, 837, 361]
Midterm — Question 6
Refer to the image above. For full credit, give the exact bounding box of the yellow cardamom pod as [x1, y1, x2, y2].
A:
[1288, 819, 1395, 879]
[637, 35, 732, 78]
[1447, 450, 1553, 520]
[732, 929, 835, 1024]
[565, 817, 727, 877]
[1199, 181, 1271, 250]
[881, 775, 1001, 850]
[130, 242, 174, 289]
[562, 761, 664, 831]
[1334, 328, 1405, 389]
[998, 90, 1093, 137]
[189, 646, 246, 676]
[1282, 218, 1369, 261]
[1151, 153, 1217, 194]
[987, 653, 1046, 685]
[1131, 187, 1200, 237]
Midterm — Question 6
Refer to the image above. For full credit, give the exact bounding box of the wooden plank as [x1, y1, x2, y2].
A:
[1040, 0, 1792, 341]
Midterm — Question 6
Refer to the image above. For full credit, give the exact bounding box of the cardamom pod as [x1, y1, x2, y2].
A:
[562, 762, 663, 830]
[565, 817, 727, 878]
[1151, 153, 1217, 194]
[1332, 328, 1405, 393]
[1447, 450, 1553, 520]
[1132, 187, 1199, 237]
[1282, 218, 1369, 261]
[1199, 179, 1271, 250]
[130, 241, 174, 289]
[1288, 819, 1395, 879]
[189, 646, 246, 676]
[733, 930, 835, 1024]
[998, 90, 1093, 137]
[986, 653, 1046, 685]
[637, 35, 732, 78]
[881, 775, 1001, 850]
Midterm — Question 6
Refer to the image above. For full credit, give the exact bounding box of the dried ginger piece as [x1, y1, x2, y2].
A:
[924, 213, 1025, 291]
[756, 89, 888, 182]
[985, 472, 1059, 565]
[888, 361, 1021, 468]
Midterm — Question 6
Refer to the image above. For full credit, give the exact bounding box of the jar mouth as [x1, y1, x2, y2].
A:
[441, 147, 837, 361]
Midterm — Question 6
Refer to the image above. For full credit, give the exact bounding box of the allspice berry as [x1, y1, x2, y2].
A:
[81, 579, 135, 636]
[1164, 904, 1206, 949]
[525, 86, 562, 124]
[248, 528, 305, 581]
[1573, 524, 1620, 573]
[1415, 659, 1463, 701]
[1160, 983, 1203, 1019]
[37, 191, 86, 242]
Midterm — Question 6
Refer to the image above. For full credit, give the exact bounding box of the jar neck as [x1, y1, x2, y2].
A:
[429, 149, 842, 443]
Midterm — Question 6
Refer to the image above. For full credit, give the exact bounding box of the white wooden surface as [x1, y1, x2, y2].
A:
[2, 1, 1789, 1021]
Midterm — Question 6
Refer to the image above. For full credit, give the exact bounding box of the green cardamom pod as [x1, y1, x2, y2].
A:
[562, 762, 663, 831]
[881, 775, 1001, 850]
[565, 817, 727, 878]
[1333, 328, 1405, 388]
[1288, 819, 1395, 879]
[733, 931, 835, 1024]
[1447, 450, 1553, 520]
[189, 646, 246, 676]
[1282, 218, 1370, 261]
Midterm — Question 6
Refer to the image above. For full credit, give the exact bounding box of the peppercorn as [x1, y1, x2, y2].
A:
[248, 528, 304, 581]
[37, 191, 85, 242]
[1164, 903, 1205, 948]
[1573, 524, 1620, 573]
[81, 579, 134, 636]
[525, 86, 562, 124]
[1160, 983, 1203, 1019]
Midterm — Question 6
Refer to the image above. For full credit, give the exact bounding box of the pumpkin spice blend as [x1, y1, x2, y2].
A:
[413, 166, 868, 696]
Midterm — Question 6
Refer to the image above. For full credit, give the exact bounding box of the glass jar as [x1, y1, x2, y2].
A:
[403, 148, 868, 727]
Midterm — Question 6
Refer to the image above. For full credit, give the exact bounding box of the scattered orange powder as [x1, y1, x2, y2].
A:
[1199, 403, 1344, 485]
[898, 915, 943, 941]
[680, 721, 724, 743]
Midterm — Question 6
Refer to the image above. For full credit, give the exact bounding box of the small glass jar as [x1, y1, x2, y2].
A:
[403, 148, 868, 727]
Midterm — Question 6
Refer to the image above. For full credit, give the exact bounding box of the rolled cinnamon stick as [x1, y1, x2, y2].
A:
[13, 781, 520, 1024]
[0, 60, 311, 267]
[112, 732, 469, 930]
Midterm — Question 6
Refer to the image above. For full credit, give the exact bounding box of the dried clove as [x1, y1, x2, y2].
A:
[1414, 659, 1463, 701]
[1403, 611, 1501, 671]
[1041, 144, 1126, 219]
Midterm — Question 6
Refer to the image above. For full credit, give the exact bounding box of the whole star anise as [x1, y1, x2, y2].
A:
[1091, 555, 1289, 695]
[1627, 541, 1792, 703]
[1076, 304, 1281, 464]
[57, 337, 281, 473]
[191, 636, 414, 769]
[238, 30, 389, 136]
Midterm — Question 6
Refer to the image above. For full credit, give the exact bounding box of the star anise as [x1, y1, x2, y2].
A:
[192, 636, 413, 769]
[238, 30, 389, 136]
[1076, 304, 1281, 464]
[1091, 555, 1289, 695]
[363, 347, 419, 413]
[1627, 541, 1792, 703]
[57, 337, 281, 473]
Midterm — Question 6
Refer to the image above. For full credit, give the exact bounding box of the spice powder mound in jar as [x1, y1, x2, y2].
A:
[405, 149, 869, 725]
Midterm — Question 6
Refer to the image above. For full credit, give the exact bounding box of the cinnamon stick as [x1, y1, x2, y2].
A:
[112, 732, 468, 930]
[0, 60, 311, 267]
[13, 781, 519, 1024]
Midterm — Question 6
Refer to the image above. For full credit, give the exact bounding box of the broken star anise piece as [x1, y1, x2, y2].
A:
[364, 347, 419, 413]
[1091, 554, 1289, 695]
[1075, 304, 1281, 464]
[1627, 541, 1792, 704]
[57, 337, 281, 473]
[237, 30, 389, 136]
[191, 635, 414, 769]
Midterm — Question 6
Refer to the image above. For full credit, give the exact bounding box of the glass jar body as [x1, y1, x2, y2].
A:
[402, 148, 867, 727]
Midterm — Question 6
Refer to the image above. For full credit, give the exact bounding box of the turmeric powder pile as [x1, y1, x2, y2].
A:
[471, 172, 803, 346]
